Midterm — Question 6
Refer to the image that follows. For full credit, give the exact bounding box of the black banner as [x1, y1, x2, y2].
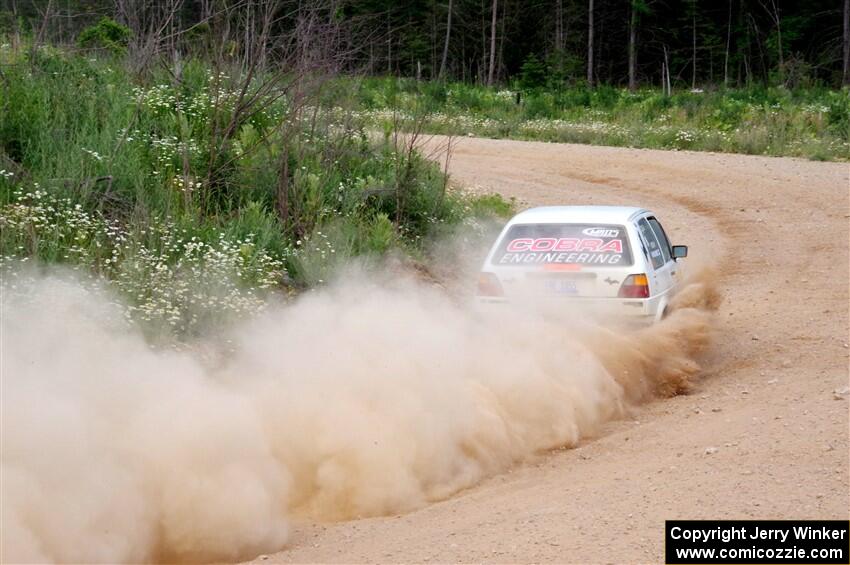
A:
[666, 520, 849, 564]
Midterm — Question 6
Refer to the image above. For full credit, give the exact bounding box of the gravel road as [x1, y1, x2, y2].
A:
[258, 137, 849, 563]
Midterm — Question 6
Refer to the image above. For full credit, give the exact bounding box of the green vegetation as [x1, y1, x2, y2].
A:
[0, 45, 510, 338]
[3, 0, 847, 339]
[77, 17, 131, 54]
[347, 78, 850, 160]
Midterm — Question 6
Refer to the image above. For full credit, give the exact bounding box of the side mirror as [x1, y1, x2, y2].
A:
[672, 245, 688, 259]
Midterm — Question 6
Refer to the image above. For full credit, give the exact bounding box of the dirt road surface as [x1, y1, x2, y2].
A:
[258, 137, 849, 563]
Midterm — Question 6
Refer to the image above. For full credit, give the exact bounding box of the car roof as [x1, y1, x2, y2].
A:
[507, 205, 650, 225]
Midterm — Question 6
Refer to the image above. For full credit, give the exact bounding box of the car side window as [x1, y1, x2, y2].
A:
[647, 217, 672, 263]
[637, 218, 664, 270]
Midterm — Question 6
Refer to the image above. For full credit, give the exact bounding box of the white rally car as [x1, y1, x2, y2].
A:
[477, 206, 688, 322]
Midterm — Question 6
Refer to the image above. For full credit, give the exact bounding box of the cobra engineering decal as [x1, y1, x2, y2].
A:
[494, 223, 633, 267]
[498, 237, 626, 265]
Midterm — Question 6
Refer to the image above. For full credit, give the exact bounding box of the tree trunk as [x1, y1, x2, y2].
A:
[555, 0, 563, 52]
[743, 1, 751, 85]
[439, 0, 453, 79]
[31, 0, 54, 64]
[843, 0, 849, 84]
[497, 0, 507, 83]
[487, 0, 498, 85]
[386, 12, 392, 75]
[737, 0, 745, 86]
[587, 0, 594, 86]
[277, 148, 290, 231]
[692, 2, 697, 89]
[724, 0, 732, 87]
[10, 0, 19, 52]
[628, 0, 637, 91]
[461, 33, 466, 81]
[480, 0, 487, 82]
[760, 0, 783, 81]
[431, 6, 437, 78]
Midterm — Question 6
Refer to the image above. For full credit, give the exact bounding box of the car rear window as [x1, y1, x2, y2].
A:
[492, 223, 633, 267]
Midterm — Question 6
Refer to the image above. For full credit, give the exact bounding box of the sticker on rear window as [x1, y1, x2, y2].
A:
[494, 224, 632, 267]
[582, 227, 620, 237]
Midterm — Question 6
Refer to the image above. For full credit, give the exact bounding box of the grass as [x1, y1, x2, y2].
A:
[340, 77, 850, 161]
[0, 43, 511, 339]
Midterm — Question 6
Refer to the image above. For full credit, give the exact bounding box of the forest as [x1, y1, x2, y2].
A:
[3, 0, 849, 88]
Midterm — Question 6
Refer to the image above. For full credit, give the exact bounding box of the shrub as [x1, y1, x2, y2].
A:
[519, 54, 548, 91]
[78, 17, 131, 54]
[826, 92, 850, 138]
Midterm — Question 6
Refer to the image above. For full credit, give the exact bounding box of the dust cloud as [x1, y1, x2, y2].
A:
[1, 263, 719, 563]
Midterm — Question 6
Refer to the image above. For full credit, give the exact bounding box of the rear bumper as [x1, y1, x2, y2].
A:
[475, 295, 657, 318]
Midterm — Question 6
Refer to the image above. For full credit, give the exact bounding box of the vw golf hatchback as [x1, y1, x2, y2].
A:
[477, 206, 688, 322]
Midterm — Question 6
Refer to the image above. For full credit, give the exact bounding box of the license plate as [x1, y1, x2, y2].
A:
[543, 279, 578, 295]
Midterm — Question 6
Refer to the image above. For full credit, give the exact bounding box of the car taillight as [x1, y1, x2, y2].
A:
[477, 272, 504, 297]
[618, 273, 650, 298]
